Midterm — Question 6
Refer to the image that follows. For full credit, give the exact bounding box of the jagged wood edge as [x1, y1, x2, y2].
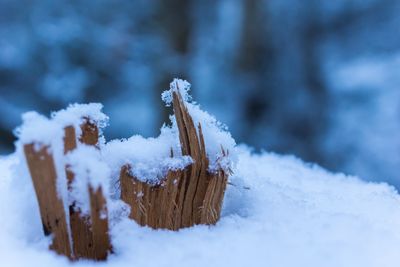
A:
[64, 119, 111, 261]
[119, 87, 229, 230]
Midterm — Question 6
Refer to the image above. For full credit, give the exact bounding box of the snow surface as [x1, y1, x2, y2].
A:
[1, 146, 400, 267]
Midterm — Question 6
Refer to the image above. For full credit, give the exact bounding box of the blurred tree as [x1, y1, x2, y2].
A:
[0, 0, 399, 186]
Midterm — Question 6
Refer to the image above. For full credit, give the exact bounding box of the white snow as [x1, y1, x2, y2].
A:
[52, 103, 109, 146]
[103, 79, 235, 184]
[161, 78, 192, 106]
[103, 126, 193, 185]
[66, 145, 111, 215]
[14, 111, 64, 146]
[14, 111, 70, 219]
[1, 145, 400, 267]
[6, 80, 400, 266]
[14, 103, 110, 238]
[162, 79, 236, 172]
[184, 103, 236, 172]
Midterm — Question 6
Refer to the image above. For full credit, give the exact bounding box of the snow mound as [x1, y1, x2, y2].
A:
[1, 146, 400, 267]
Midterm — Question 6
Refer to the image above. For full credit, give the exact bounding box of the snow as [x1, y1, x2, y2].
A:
[14, 112, 64, 146]
[184, 103, 236, 172]
[103, 79, 235, 184]
[66, 145, 111, 215]
[161, 78, 192, 106]
[1, 145, 400, 267]
[103, 126, 192, 185]
[52, 103, 109, 132]
[6, 81, 400, 266]
[14, 111, 69, 216]
[14, 103, 110, 234]
[15, 103, 108, 146]
[162, 79, 236, 172]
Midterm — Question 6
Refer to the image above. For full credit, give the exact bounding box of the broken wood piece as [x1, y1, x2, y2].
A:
[79, 119, 100, 147]
[63, 120, 111, 261]
[120, 165, 183, 230]
[24, 143, 72, 257]
[119, 88, 229, 230]
[89, 186, 111, 261]
[63, 125, 95, 260]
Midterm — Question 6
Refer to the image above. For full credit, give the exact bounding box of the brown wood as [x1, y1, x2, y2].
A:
[120, 165, 183, 230]
[89, 186, 111, 260]
[119, 88, 229, 230]
[65, 121, 111, 261]
[63, 125, 95, 260]
[79, 119, 99, 146]
[24, 144, 72, 257]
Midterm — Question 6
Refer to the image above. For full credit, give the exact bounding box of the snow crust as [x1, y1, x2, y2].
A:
[1, 146, 400, 267]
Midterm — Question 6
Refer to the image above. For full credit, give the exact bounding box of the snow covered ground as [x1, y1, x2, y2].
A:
[1, 145, 399, 267]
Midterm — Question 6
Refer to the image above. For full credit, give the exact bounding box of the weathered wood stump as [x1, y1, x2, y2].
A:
[63, 120, 111, 261]
[24, 116, 111, 261]
[120, 90, 229, 230]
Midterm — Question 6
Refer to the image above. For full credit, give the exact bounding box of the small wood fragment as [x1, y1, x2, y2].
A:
[89, 186, 111, 261]
[64, 125, 95, 260]
[79, 119, 99, 146]
[64, 120, 111, 261]
[119, 88, 229, 230]
[24, 144, 72, 257]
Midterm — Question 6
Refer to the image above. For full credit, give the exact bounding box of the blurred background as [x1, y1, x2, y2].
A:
[0, 0, 399, 186]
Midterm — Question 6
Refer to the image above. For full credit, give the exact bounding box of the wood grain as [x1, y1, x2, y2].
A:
[63, 125, 95, 260]
[65, 120, 111, 260]
[24, 144, 72, 257]
[119, 89, 229, 230]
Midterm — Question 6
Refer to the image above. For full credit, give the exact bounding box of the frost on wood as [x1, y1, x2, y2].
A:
[18, 105, 112, 261]
[64, 121, 111, 261]
[15, 78, 234, 261]
[119, 81, 232, 229]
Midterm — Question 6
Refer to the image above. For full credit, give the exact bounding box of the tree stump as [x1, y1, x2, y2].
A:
[120, 90, 229, 230]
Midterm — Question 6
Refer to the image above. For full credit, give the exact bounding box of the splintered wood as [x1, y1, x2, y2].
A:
[120, 91, 229, 230]
[24, 120, 111, 261]
[22, 85, 230, 261]
[24, 144, 72, 258]
[63, 121, 111, 260]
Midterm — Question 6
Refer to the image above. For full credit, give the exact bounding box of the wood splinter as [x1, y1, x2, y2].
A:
[24, 118, 111, 260]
